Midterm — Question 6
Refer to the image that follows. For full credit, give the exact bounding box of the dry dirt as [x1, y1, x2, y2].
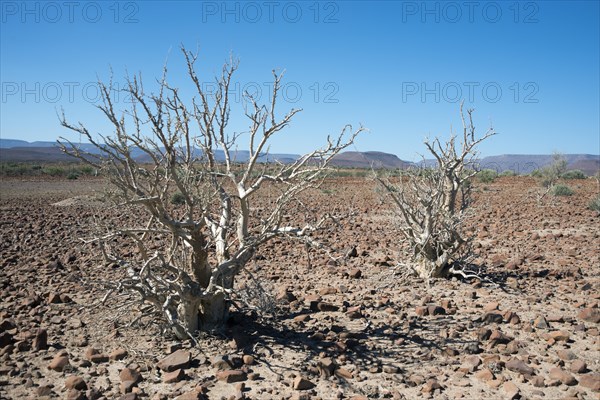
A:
[1, 176, 599, 400]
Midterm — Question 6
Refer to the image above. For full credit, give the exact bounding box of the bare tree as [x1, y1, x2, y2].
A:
[377, 104, 495, 279]
[58, 47, 365, 340]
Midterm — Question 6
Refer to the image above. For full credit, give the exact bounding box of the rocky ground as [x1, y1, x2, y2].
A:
[0, 175, 599, 400]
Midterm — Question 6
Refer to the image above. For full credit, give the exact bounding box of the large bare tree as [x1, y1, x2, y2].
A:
[59, 48, 364, 340]
[378, 104, 495, 279]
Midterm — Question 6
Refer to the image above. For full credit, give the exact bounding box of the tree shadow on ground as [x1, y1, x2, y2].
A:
[222, 303, 485, 393]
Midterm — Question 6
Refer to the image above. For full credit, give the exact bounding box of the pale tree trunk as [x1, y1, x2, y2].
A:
[199, 292, 228, 331]
[174, 296, 202, 339]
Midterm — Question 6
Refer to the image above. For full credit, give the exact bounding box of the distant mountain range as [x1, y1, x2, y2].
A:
[1, 139, 598, 175]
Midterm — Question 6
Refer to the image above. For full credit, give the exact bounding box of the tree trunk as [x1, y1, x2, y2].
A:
[173, 296, 202, 340]
[199, 291, 228, 331]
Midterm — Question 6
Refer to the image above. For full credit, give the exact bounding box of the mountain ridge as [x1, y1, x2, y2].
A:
[1, 139, 598, 175]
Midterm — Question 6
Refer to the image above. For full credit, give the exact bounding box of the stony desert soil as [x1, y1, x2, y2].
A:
[0, 175, 599, 400]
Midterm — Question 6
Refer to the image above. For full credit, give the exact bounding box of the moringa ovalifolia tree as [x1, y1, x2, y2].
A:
[378, 104, 495, 279]
[59, 48, 364, 340]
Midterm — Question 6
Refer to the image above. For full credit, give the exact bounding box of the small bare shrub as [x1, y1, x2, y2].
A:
[378, 104, 496, 279]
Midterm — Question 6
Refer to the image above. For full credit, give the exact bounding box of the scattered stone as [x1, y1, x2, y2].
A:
[415, 306, 428, 317]
[66, 389, 86, 400]
[506, 358, 534, 376]
[110, 348, 128, 361]
[421, 378, 443, 393]
[120, 368, 142, 384]
[349, 268, 362, 279]
[482, 313, 504, 324]
[48, 354, 70, 372]
[48, 293, 63, 304]
[533, 315, 550, 329]
[157, 350, 191, 372]
[212, 355, 231, 371]
[37, 385, 53, 396]
[475, 369, 494, 381]
[84, 347, 108, 363]
[242, 355, 254, 365]
[557, 349, 577, 361]
[276, 287, 296, 303]
[570, 359, 587, 374]
[33, 328, 47, 351]
[502, 381, 520, 399]
[216, 370, 247, 383]
[503, 311, 520, 324]
[549, 367, 577, 385]
[477, 328, 492, 341]
[383, 365, 399, 374]
[335, 367, 354, 380]
[293, 376, 315, 390]
[317, 302, 339, 312]
[484, 302, 499, 312]
[577, 308, 600, 323]
[465, 355, 482, 368]
[317, 357, 336, 378]
[489, 330, 511, 347]
[427, 305, 445, 316]
[579, 373, 600, 391]
[163, 368, 185, 383]
[65, 376, 87, 391]
[531, 375, 545, 387]
[549, 330, 570, 342]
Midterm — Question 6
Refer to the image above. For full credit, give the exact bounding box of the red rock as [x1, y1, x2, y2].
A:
[60, 294, 72, 303]
[65, 376, 87, 390]
[579, 373, 600, 391]
[33, 328, 47, 351]
[502, 381, 520, 399]
[570, 359, 587, 374]
[157, 350, 191, 372]
[533, 315, 550, 329]
[505, 358, 534, 376]
[577, 308, 600, 323]
[475, 368, 494, 381]
[421, 378, 443, 393]
[163, 368, 185, 383]
[335, 367, 354, 379]
[48, 355, 70, 371]
[90, 353, 108, 363]
[48, 293, 62, 304]
[548, 330, 570, 342]
[110, 348, 128, 361]
[317, 357, 336, 378]
[427, 305, 445, 316]
[119, 368, 142, 384]
[36, 385, 53, 396]
[216, 369, 247, 383]
[549, 367, 577, 385]
[503, 311, 520, 324]
[349, 268, 362, 279]
[66, 389, 86, 400]
[293, 376, 315, 390]
[415, 306, 428, 317]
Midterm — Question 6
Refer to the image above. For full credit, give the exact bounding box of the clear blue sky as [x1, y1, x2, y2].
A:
[1, 0, 599, 160]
